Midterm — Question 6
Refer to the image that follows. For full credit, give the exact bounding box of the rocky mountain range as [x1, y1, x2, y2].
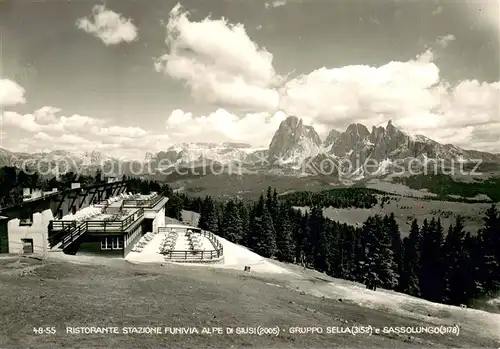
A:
[1, 116, 499, 180]
[266, 116, 500, 178]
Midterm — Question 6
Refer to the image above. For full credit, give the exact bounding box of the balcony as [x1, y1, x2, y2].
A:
[122, 193, 163, 209]
[48, 208, 145, 248]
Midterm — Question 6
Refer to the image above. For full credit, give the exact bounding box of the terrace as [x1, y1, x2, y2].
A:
[125, 224, 224, 264]
[48, 192, 148, 249]
[122, 192, 163, 209]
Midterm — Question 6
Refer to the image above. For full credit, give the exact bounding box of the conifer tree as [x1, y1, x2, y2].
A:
[442, 216, 467, 304]
[220, 200, 244, 243]
[314, 214, 332, 273]
[236, 201, 249, 245]
[478, 204, 500, 294]
[419, 218, 444, 302]
[275, 205, 295, 263]
[295, 211, 309, 265]
[198, 196, 219, 233]
[360, 216, 380, 290]
[400, 219, 421, 296]
[385, 213, 403, 289]
[252, 204, 277, 258]
[305, 206, 324, 267]
[361, 215, 398, 290]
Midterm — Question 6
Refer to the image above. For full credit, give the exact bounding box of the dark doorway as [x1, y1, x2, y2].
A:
[142, 218, 153, 233]
[22, 238, 34, 254]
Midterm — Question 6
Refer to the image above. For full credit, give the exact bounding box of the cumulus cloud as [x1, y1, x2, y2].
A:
[436, 34, 456, 48]
[165, 108, 287, 146]
[1, 106, 168, 159]
[280, 50, 442, 124]
[76, 5, 138, 45]
[0, 79, 26, 106]
[279, 52, 499, 151]
[153, 6, 499, 152]
[154, 3, 282, 111]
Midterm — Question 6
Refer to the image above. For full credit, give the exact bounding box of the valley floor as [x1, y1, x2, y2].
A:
[0, 254, 498, 348]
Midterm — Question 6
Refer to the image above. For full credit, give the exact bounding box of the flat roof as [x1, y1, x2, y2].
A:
[0, 180, 129, 216]
[55, 207, 140, 223]
[148, 197, 169, 211]
[163, 223, 199, 230]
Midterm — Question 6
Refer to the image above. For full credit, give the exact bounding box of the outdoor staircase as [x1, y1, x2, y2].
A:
[48, 220, 88, 251]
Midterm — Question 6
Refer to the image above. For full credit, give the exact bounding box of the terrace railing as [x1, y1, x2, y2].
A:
[162, 249, 223, 261]
[83, 207, 145, 233]
[60, 221, 87, 249]
[122, 193, 163, 208]
[160, 229, 223, 261]
[48, 207, 145, 248]
[48, 220, 78, 247]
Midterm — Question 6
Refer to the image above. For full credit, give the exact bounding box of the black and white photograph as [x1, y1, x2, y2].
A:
[0, 0, 499, 347]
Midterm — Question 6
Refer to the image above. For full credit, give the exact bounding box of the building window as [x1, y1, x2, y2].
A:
[102, 237, 123, 250]
[101, 238, 112, 250]
[112, 237, 123, 249]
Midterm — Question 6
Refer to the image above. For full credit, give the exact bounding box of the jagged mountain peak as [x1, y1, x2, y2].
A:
[281, 115, 302, 128]
[268, 116, 323, 167]
[345, 123, 370, 138]
[324, 129, 341, 147]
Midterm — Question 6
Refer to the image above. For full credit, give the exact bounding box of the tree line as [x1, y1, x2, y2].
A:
[1, 168, 498, 307]
[185, 187, 499, 307]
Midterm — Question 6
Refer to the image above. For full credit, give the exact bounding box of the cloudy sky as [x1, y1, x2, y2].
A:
[0, 0, 499, 159]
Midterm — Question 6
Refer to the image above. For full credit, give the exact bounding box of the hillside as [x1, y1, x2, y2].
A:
[294, 194, 495, 235]
[0, 255, 498, 348]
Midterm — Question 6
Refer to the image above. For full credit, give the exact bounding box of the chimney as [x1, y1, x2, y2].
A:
[71, 183, 81, 189]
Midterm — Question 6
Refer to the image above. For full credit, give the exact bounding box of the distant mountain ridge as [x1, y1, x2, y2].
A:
[1, 116, 499, 180]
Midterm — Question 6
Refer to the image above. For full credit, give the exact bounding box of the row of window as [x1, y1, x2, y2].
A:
[101, 237, 123, 250]
[125, 227, 141, 247]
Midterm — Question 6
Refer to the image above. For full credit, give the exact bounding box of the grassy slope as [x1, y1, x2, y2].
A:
[392, 174, 500, 201]
[167, 173, 336, 200]
[0, 256, 498, 348]
[295, 194, 494, 235]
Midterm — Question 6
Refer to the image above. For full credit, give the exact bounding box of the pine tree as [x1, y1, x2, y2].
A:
[478, 204, 500, 294]
[237, 201, 249, 245]
[252, 205, 277, 258]
[378, 215, 399, 289]
[399, 219, 421, 296]
[462, 232, 482, 303]
[341, 225, 360, 281]
[220, 200, 243, 243]
[275, 205, 295, 263]
[294, 211, 308, 265]
[419, 218, 444, 302]
[166, 195, 183, 221]
[305, 206, 324, 267]
[442, 216, 467, 304]
[385, 213, 403, 290]
[198, 196, 219, 233]
[361, 215, 398, 290]
[314, 214, 332, 273]
[361, 216, 380, 290]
